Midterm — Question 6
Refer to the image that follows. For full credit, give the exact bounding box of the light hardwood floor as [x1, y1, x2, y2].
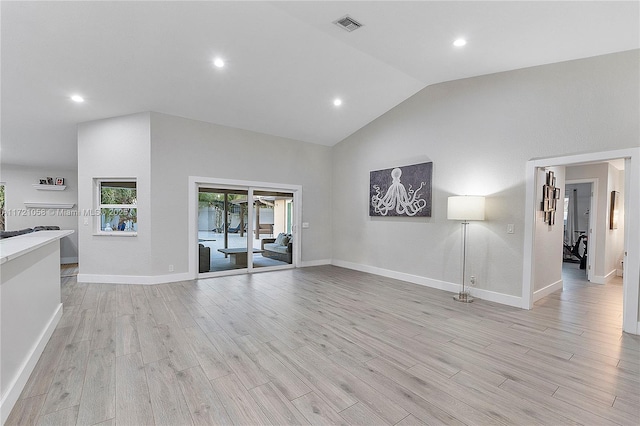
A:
[6, 264, 639, 425]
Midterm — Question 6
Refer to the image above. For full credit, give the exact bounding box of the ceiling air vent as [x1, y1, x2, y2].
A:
[333, 15, 363, 32]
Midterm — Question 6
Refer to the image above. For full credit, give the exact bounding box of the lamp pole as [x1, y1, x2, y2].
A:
[454, 220, 473, 302]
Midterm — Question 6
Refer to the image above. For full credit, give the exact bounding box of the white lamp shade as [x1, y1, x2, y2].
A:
[447, 196, 485, 221]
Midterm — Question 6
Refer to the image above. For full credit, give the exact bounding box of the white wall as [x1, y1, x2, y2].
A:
[149, 112, 332, 276]
[564, 183, 591, 235]
[77, 112, 152, 277]
[77, 111, 332, 281]
[1, 164, 78, 262]
[533, 167, 565, 293]
[607, 164, 625, 278]
[332, 50, 639, 301]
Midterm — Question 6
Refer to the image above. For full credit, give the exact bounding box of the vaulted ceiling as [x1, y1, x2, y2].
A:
[2, 1, 638, 169]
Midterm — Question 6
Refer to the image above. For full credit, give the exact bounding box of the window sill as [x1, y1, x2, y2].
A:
[94, 232, 137, 237]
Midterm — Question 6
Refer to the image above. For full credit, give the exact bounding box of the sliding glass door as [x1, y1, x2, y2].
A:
[196, 184, 296, 276]
[252, 190, 294, 270]
[198, 187, 248, 273]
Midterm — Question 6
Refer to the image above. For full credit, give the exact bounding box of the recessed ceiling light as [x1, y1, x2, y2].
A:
[213, 57, 225, 68]
[333, 98, 342, 107]
[453, 38, 467, 47]
[70, 94, 84, 103]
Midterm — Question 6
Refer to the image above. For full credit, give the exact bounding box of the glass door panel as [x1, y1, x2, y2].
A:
[252, 190, 294, 269]
[198, 187, 248, 273]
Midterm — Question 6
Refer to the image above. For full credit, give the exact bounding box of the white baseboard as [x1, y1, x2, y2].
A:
[77, 272, 192, 285]
[331, 259, 522, 308]
[300, 259, 332, 267]
[60, 256, 78, 264]
[533, 279, 563, 302]
[0, 303, 62, 425]
[471, 287, 523, 308]
[591, 269, 617, 284]
[78, 260, 332, 284]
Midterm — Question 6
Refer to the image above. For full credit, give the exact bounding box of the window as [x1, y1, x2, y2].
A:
[97, 180, 137, 234]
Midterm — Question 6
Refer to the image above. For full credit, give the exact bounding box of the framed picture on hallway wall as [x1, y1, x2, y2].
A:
[369, 162, 432, 217]
[610, 190, 619, 229]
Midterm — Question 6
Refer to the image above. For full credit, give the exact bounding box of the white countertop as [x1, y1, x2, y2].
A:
[0, 230, 74, 265]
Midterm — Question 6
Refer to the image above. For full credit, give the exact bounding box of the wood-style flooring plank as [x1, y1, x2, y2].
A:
[291, 392, 348, 426]
[249, 382, 311, 426]
[40, 340, 90, 415]
[115, 352, 154, 426]
[157, 323, 199, 372]
[19, 328, 72, 399]
[265, 340, 358, 412]
[4, 395, 45, 426]
[339, 402, 390, 425]
[183, 326, 233, 380]
[205, 329, 269, 389]
[115, 314, 140, 357]
[6, 266, 638, 426]
[209, 373, 272, 425]
[136, 319, 168, 365]
[175, 365, 232, 425]
[394, 414, 427, 426]
[36, 405, 78, 426]
[146, 358, 194, 426]
[76, 345, 116, 425]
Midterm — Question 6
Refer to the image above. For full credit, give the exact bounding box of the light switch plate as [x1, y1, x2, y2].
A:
[507, 224, 515, 234]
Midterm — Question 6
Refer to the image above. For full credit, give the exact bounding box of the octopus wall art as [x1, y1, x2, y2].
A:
[369, 162, 432, 217]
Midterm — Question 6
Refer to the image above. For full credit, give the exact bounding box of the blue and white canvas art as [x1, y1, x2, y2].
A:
[370, 162, 432, 217]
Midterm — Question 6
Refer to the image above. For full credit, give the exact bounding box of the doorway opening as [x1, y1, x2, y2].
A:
[562, 180, 595, 282]
[188, 177, 302, 278]
[522, 148, 639, 335]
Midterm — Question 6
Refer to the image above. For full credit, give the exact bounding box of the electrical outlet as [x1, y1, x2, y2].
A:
[169, 264, 174, 272]
[470, 276, 476, 287]
[83, 217, 89, 225]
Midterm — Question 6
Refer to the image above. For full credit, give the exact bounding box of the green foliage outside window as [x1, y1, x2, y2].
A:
[100, 182, 137, 230]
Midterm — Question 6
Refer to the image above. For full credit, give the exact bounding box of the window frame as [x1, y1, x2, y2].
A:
[94, 178, 138, 237]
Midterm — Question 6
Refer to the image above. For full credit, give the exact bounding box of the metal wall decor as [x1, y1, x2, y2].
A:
[541, 170, 560, 225]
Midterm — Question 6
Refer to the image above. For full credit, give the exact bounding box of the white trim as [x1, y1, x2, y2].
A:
[194, 269, 245, 279]
[469, 287, 522, 308]
[523, 148, 640, 335]
[622, 156, 639, 335]
[521, 163, 537, 309]
[300, 259, 332, 267]
[60, 256, 78, 264]
[0, 304, 62, 425]
[24, 202, 75, 209]
[77, 272, 192, 285]
[591, 269, 618, 285]
[533, 279, 563, 302]
[331, 259, 522, 308]
[93, 232, 137, 237]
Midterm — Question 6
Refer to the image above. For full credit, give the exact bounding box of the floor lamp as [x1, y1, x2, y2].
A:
[448, 196, 485, 303]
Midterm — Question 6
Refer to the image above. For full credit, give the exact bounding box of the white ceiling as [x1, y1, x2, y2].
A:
[2, 1, 638, 170]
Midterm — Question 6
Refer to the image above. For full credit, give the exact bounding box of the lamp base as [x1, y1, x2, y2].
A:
[454, 292, 474, 303]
